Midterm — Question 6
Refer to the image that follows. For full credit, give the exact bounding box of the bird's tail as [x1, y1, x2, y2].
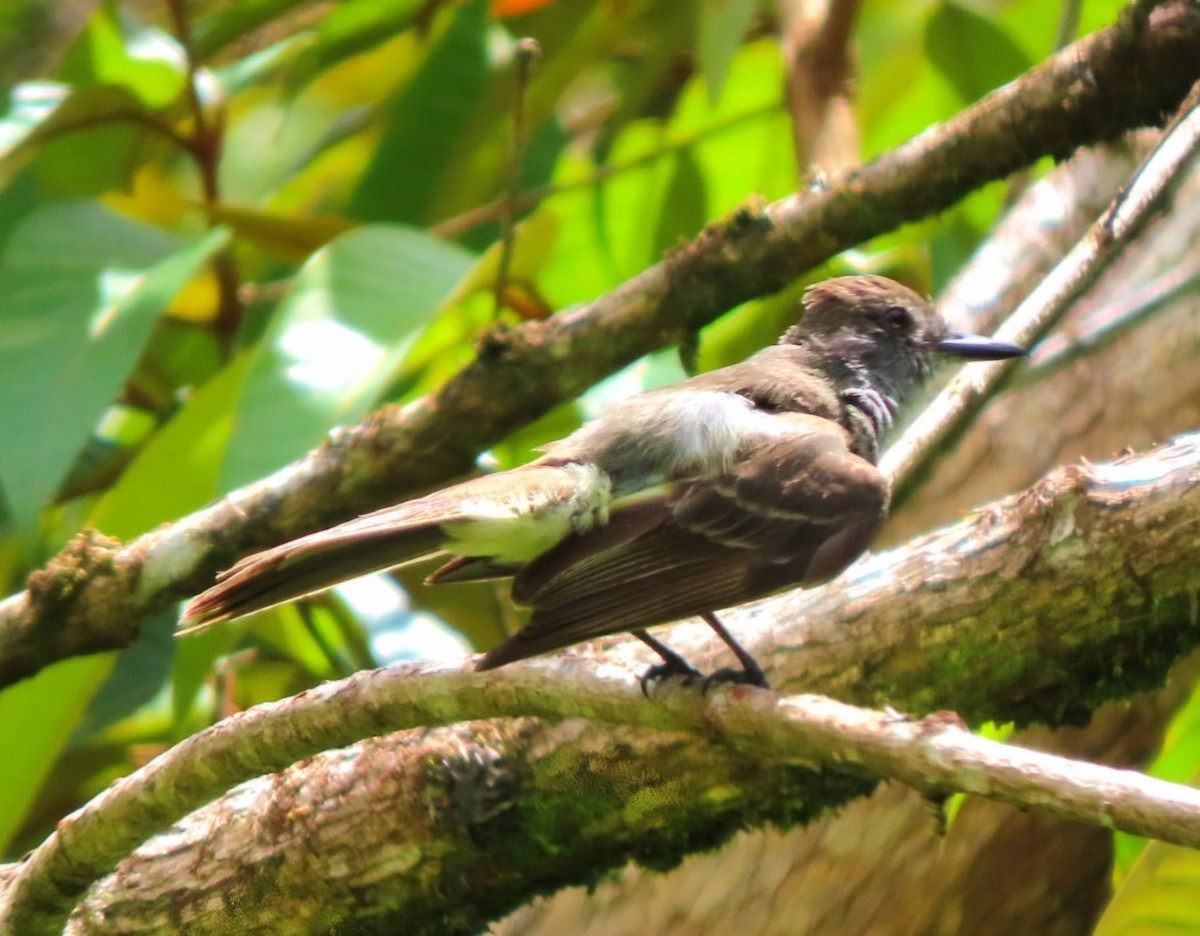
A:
[179, 516, 446, 633]
[179, 461, 601, 634]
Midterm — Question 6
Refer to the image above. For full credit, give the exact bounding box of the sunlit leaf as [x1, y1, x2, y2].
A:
[218, 225, 474, 490]
[0, 82, 69, 163]
[0, 83, 147, 194]
[91, 352, 252, 539]
[92, 352, 255, 724]
[1113, 682, 1200, 878]
[1095, 810, 1200, 936]
[287, 0, 428, 86]
[60, 3, 186, 108]
[75, 608, 178, 738]
[450, 208, 560, 300]
[536, 40, 790, 310]
[671, 40, 796, 210]
[653, 147, 707, 258]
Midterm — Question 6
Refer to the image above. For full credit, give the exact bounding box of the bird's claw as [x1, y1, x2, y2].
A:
[702, 666, 771, 693]
[639, 659, 704, 697]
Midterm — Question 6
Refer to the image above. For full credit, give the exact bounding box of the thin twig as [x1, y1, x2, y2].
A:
[166, 0, 242, 355]
[1024, 258, 1200, 378]
[432, 101, 779, 238]
[493, 38, 540, 317]
[777, 0, 862, 170]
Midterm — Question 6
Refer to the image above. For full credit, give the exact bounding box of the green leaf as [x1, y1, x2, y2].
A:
[670, 40, 796, 209]
[858, 3, 959, 158]
[0, 206, 227, 535]
[171, 624, 241, 731]
[193, 0, 317, 59]
[218, 225, 475, 491]
[0, 83, 147, 195]
[5, 6, 187, 198]
[1113, 682, 1200, 877]
[91, 351, 253, 539]
[0, 654, 115, 854]
[652, 148, 707, 258]
[348, 0, 490, 225]
[924, 2, 1031, 104]
[1100, 679, 1200, 935]
[593, 1, 699, 149]
[697, 278, 810, 374]
[697, 0, 760, 104]
[1094, 823, 1200, 936]
[0, 82, 70, 165]
[60, 3, 186, 108]
[287, 0, 428, 87]
[212, 32, 308, 95]
[204, 203, 357, 261]
[75, 608, 178, 738]
[537, 41, 791, 310]
[211, 0, 430, 96]
[589, 122, 679, 286]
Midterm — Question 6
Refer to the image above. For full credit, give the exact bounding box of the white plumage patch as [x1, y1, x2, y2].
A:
[441, 463, 612, 563]
[551, 390, 793, 493]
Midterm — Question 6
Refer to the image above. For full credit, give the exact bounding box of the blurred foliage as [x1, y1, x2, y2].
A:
[1101, 687, 1200, 935]
[2, 3, 1197, 931]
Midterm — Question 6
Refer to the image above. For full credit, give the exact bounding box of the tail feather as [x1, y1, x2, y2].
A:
[180, 523, 444, 632]
[180, 459, 605, 634]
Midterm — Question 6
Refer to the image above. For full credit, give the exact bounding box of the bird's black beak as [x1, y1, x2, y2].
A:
[937, 332, 1026, 361]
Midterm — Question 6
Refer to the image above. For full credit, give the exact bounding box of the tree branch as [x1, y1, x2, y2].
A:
[777, 0, 862, 170]
[5, 433, 1200, 932]
[58, 687, 1200, 934]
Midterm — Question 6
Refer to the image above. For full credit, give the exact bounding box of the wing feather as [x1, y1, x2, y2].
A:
[480, 417, 889, 668]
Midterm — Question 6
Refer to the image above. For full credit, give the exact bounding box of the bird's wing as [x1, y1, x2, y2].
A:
[479, 415, 889, 668]
[181, 462, 606, 629]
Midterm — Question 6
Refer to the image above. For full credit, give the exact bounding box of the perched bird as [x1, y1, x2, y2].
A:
[181, 275, 1023, 687]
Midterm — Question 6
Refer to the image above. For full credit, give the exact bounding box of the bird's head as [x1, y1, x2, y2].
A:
[783, 274, 1024, 401]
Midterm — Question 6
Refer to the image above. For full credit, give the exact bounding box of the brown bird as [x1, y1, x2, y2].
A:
[181, 275, 1023, 687]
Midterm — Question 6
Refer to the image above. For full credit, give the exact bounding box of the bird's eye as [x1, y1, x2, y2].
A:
[883, 305, 912, 331]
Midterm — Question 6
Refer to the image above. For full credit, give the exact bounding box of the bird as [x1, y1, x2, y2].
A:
[180, 275, 1023, 687]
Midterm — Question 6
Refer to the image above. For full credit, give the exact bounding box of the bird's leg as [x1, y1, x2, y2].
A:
[700, 612, 770, 689]
[634, 629, 703, 695]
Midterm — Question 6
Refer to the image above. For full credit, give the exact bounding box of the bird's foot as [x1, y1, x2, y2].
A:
[696, 612, 770, 690]
[639, 657, 704, 697]
[702, 664, 771, 692]
[634, 629, 705, 697]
